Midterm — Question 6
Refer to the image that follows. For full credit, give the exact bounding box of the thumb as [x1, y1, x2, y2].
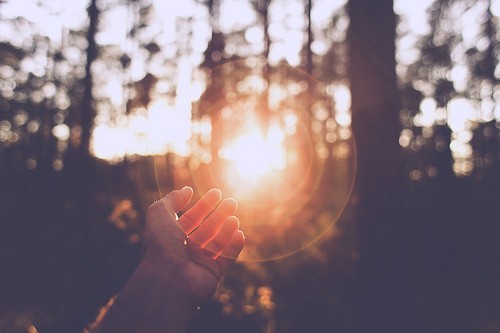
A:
[142, 187, 194, 258]
[161, 186, 194, 216]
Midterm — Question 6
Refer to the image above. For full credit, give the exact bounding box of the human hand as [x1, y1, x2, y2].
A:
[142, 186, 245, 306]
[88, 187, 244, 333]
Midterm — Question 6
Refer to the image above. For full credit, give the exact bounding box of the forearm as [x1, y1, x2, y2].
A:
[89, 258, 195, 333]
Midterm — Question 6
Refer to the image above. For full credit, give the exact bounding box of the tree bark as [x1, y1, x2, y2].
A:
[347, 0, 414, 331]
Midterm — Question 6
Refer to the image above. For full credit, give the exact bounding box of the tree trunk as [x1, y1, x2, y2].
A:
[81, 0, 99, 166]
[347, 0, 414, 331]
[305, 0, 313, 75]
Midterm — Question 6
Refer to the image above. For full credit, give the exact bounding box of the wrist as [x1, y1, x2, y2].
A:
[91, 258, 196, 333]
[136, 254, 197, 310]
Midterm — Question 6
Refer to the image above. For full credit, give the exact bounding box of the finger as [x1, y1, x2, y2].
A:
[188, 198, 237, 246]
[163, 186, 193, 213]
[143, 187, 193, 259]
[203, 216, 239, 258]
[178, 188, 222, 234]
[215, 230, 245, 274]
[147, 186, 193, 222]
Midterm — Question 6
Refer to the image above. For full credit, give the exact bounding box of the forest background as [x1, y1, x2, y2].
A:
[0, 0, 499, 332]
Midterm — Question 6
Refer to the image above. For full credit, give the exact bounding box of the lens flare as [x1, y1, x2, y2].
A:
[149, 60, 356, 262]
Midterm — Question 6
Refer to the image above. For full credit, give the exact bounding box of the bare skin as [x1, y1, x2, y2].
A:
[89, 186, 245, 333]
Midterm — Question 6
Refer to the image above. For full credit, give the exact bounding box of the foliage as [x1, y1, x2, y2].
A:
[397, 0, 499, 179]
[0, 0, 499, 332]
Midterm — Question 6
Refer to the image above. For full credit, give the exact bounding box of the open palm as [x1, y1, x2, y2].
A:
[143, 187, 245, 305]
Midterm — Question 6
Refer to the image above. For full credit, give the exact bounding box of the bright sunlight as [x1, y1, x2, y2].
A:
[219, 125, 286, 181]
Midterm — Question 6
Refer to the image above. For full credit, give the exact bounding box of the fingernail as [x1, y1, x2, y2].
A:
[180, 186, 193, 199]
[208, 188, 222, 198]
[236, 229, 245, 239]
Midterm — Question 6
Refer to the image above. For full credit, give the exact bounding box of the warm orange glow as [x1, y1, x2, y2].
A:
[91, 60, 195, 162]
[219, 125, 286, 181]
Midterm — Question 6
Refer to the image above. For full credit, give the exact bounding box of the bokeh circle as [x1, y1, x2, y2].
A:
[153, 59, 357, 262]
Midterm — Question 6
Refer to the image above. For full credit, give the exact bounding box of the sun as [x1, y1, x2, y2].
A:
[219, 125, 286, 181]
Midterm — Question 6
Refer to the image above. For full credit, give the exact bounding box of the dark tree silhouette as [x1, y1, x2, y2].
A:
[80, 0, 98, 166]
[2, 0, 498, 332]
[349, 0, 500, 331]
[348, 0, 416, 331]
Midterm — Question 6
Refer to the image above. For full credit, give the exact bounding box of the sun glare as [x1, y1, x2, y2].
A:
[91, 98, 192, 162]
[219, 125, 286, 181]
